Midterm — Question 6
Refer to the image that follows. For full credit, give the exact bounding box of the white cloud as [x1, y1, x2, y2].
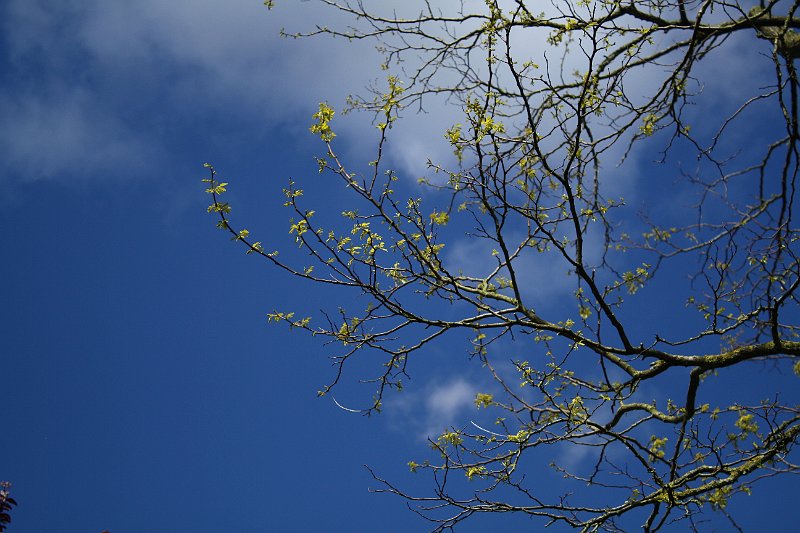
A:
[425, 378, 475, 423]
[388, 377, 479, 440]
[0, 0, 387, 184]
[443, 232, 577, 307]
[0, 0, 780, 194]
[0, 88, 152, 183]
[555, 440, 596, 471]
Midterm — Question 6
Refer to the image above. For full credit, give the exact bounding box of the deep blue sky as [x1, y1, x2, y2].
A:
[0, 2, 495, 531]
[2, 1, 799, 531]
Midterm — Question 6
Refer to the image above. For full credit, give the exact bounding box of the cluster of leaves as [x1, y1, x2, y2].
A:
[0, 482, 17, 533]
[207, 0, 800, 531]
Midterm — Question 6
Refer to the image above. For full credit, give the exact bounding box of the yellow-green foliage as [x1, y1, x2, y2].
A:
[465, 465, 487, 480]
[475, 393, 494, 408]
[436, 431, 463, 448]
[640, 113, 658, 136]
[310, 102, 336, 141]
[735, 412, 759, 436]
[648, 435, 668, 462]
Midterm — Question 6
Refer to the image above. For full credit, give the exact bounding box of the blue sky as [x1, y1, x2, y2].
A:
[2, 1, 799, 531]
[0, 2, 494, 531]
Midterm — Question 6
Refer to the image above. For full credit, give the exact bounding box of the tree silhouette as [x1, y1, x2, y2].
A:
[0, 482, 17, 532]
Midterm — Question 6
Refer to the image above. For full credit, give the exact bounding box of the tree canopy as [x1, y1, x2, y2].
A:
[207, 1, 800, 530]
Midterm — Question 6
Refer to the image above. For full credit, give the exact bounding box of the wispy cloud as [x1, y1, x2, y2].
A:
[388, 377, 479, 440]
[443, 233, 577, 308]
[0, 0, 386, 184]
[0, 0, 776, 193]
[0, 88, 152, 183]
